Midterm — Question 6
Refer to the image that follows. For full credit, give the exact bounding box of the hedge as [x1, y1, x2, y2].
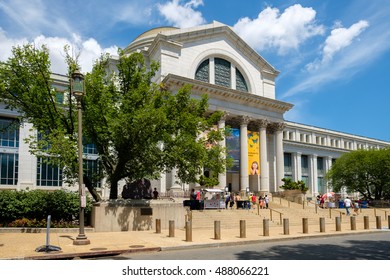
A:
[0, 189, 92, 227]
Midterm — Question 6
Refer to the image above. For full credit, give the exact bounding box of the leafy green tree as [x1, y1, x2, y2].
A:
[326, 148, 390, 200]
[280, 178, 308, 191]
[0, 45, 229, 200]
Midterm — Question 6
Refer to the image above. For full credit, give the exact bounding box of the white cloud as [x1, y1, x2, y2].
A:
[1, 32, 118, 75]
[233, 4, 325, 54]
[157, 0, 206, 28]
[322, 20, 369, 63]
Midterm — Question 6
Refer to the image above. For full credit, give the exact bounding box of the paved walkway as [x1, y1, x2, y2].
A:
[1, 221, 388, 260]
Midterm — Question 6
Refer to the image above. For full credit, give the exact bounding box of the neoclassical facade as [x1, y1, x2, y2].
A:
[0, 21, 388, 197]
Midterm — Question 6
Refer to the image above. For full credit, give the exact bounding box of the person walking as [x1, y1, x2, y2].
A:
[264, 195, 269, 209]
[225, 193, 230, 209]
[344, 197, 352, 216]
[353, 200, 360, 215]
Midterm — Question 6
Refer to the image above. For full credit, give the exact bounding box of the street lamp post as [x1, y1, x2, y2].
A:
[71, 69, 90, 245]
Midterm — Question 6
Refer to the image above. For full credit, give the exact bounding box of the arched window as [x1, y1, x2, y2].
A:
[195, 57, 249, 92]
[195, 59, 209, 82]
[236, 68, 248, 92]
[215, 58, 231, 88]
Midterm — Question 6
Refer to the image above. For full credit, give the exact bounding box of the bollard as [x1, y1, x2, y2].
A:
[169, 220, 175, 237]
[302, 218, 308, 234]
[376, 216, 382, 229]
[214, 221, 221, 240]
[263, 218, 269, 236]
[319, 217, 325, 233]
[155, 219, 161, 234]
[283, 218, 289, 235]
[185, 220, 192, 242]
[335, 216, 341, 231]
[364, 216, 369, 230]
[240, 220, 246, 238]
[350, 216, 356, 230]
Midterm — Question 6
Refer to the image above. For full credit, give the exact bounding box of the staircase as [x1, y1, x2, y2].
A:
[189, 197, 390, 229]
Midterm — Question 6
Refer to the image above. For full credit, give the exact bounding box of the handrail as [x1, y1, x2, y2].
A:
[269, 208, 284, 225]
[373, 208, 389, 220]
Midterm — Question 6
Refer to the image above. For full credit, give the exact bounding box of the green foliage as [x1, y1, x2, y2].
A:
[280, 178, 308, 191]
[0, 190, 92, 227]
[326, 148, 390, 200]
[0, 44, 230, 201]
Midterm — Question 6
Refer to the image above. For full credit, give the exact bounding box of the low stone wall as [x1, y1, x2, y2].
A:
[91, 199, 188, 232]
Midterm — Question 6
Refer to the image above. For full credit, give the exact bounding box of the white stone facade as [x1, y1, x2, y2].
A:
[1, 21, 389, 198]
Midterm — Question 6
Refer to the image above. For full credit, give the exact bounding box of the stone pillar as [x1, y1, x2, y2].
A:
[218, 116, 227, 189]
[259, 119, 269, 193]
[274, 122, 285, 190]
[311, 154, 318, 195]
[240, 116, 250, 192]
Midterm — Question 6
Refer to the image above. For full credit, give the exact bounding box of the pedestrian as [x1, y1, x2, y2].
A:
[229, 192, 235, 209]
[259, 197, 265, 209]
[344, 197, 352, 216]
[247, 193, 252, 210]
[225, 193, 230, 209]
[251, 193, 257, 208]
[320, 195, 325, 208]
[152, 188, 159, 199]
[353, 200, 359, 215]
[190, 189, 197, 200]
[264, 195, 269, 209]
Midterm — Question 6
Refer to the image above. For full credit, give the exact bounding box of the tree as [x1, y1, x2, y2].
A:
[279, 178, 308, 192]
[0, 44, 229, 200]
[83, 51, 228, 199]
[326, 148, 390, 200]
[0, 44, 101, 201]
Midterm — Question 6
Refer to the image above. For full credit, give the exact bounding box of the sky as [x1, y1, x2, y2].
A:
[1, 0, 390, 142]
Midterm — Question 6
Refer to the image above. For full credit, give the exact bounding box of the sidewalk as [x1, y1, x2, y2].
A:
[1, 222, 387, 260]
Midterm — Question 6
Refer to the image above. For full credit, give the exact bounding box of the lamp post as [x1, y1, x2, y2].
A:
[71, 69, 90, 245]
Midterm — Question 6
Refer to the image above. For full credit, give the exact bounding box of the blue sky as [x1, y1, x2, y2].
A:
[1, 0, 389, 141]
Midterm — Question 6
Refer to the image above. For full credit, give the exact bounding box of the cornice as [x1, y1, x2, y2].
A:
[162, 74, 293, 114]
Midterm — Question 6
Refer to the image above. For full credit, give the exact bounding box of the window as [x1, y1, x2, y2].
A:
[317, 157, 324, 176]
[195, 57, 248, 92]
[195, 59, 209, 82]
[284, 153, 292, 173]
[36, 157, 63, 187]
[215, 58, 231, 88]
[236, 68, 248, 92]
[0, 153, 18, 185]
[301, 155, 309, 174]
[0, 118, 19, 148]
[85, 158, 101, 188]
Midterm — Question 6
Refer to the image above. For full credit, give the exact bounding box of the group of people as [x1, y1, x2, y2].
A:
[225, 192, 269, 210]
[316, 194, 360, 216]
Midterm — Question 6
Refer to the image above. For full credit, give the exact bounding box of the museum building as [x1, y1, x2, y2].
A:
[0, 21, 388, 198]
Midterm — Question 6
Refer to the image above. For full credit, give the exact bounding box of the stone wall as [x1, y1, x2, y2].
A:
[91, 200, 188, 232]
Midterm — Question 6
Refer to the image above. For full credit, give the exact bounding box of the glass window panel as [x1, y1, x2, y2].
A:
[236, 68, 248, 92]
[195, 59, 209, 82]
[215, 58, 231, 88]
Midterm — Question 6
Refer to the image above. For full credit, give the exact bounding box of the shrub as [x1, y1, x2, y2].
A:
[279, 178, 308, 192]
[0, 189, 92, 227]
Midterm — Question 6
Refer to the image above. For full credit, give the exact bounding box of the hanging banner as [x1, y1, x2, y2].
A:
[226, 128, 240, 172]
[247, 131, 260, 175]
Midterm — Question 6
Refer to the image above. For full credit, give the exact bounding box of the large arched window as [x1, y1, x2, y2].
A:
[195, 59, 209, 82]
[195, 57, 248, 92]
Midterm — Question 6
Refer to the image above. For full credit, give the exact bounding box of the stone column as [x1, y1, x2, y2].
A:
[311, 154, 318, 195]
[240, 116, 250, 192]
[274, 122, 285, 190]
[258, 119, 269, 193]
[218, 115, 227, 189]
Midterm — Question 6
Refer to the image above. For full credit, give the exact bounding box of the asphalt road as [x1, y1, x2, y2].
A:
[96, 231, 390, 260]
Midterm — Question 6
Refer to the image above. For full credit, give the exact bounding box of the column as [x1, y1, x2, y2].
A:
[258, 119, 269, 193]
[240, 116, 250, 192]
[274, 122, 285, 190]
[311, 154, 318, 195]
[218, 116, 227, 189]
[209, 57, 215, 84]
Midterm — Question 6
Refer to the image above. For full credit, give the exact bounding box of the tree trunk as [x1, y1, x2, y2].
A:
[109, 179, 119, 200]
[83, 175, 102, 202]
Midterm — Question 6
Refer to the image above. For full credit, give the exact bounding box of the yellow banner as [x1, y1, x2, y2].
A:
[248, 131, 260, 175]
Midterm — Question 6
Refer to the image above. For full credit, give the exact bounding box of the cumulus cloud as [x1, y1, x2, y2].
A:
[1, 32, 118, 75]
[233, 4, 325, 54]
[305, 20, 369, 71]
[157, 0, 206, 28]
[323, 20, 369, 62]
